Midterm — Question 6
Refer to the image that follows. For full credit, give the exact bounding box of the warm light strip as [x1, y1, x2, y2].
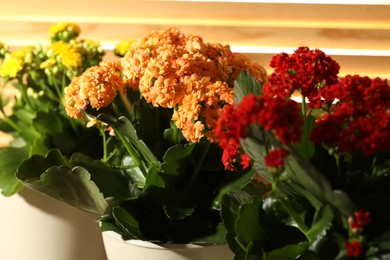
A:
[167, 0, 390, 5]
[229, 46, 390, 57]
[1, 16, 389, 30]
[65, 43, 390, 58]
[6, 40, 390, 58]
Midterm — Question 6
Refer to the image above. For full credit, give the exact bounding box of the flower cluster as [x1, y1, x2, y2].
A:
[64, 61, 125, 119]
[215, 93, 302, 170]
[119, 28, 267, 142]
[49, 22, 81, 42]
[0, 23, 104, 100]
[262, 46, 340, 108]
[345, 210, 372, 258]
[216, 47, 390, 259]
[0, 23, 105, 196]
[311, 75, 390, 156]
[65, 28, 267, 143]
[16, 27, 269, 245]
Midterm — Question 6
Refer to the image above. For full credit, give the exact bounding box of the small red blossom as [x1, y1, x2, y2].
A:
[220, 138, 241, 171]
[240, 153, 251, 169]
[348, 210, 372, 233]
[345, 240, 363, 258]
[265, 148, 289, 168]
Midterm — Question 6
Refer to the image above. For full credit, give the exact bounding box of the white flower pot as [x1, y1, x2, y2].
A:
[0, 188, 107, 260]
[102, 231, 234, 260]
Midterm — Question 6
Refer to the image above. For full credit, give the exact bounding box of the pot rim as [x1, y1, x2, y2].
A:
[102, 231, 227, 251]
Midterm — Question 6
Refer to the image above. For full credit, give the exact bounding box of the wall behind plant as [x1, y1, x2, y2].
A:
[1, 0, 389, 78]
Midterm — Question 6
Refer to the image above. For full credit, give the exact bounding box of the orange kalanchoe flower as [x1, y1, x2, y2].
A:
[121, 27, 267, 142]
[64, 61, 124, 119]
[64, 27, 267, 141]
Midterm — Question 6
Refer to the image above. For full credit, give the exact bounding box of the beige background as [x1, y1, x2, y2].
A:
[1, 0, 389, 78]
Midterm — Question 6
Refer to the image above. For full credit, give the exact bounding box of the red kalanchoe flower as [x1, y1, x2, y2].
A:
[216, 94, 303, 170]
[220, 137, 241, 171]
[345, 240, 363, 258]
[240, 153, 251, 169]
[348, 210, 372, 233]
[263, 46, 340, 108]
[311, 75, 390, 156]
[265, 148, 289, 168]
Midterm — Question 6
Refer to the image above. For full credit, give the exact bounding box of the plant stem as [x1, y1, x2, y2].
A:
[186, 141, 211, 189]
[0, 110, 23, 133]
[278, 194, 309, 234]
[273, 178, 309, 234]
[99, 127, 108, 162]
[50, 74, 63, 101]
[15, 82, 36, 110]
[301, 95, 307, 117]
[115, 131, 147, 176]
[172, 106, 179, 144]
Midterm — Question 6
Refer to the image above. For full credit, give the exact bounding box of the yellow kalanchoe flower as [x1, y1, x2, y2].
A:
[82, 39, 102, 53]
[40, 58, 56, 69]
[49, 22, 81, 42]
[114, 39, 136, 57]
[0, 46, 34, 78]
[0, 55, 24, 78]
[12, 46, 34, 64]
[49, 41, 82, 69]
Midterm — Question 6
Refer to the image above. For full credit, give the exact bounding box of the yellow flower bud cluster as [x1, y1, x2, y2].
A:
[0, 46, 34, 78]
[0, 42, 8, 59]
[49, 22, 81, 42]
[114, 39, 136, 57]
[0, 22, 105, 109]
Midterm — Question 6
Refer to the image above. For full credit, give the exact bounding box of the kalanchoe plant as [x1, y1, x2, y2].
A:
[216, 47, 390, 259]
[0, 22, 105, 196]
[15, 28, 269, 244]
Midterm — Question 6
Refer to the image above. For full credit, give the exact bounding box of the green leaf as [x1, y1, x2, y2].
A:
[213, 169, 257, 209]
[163, 205, 195, 220]
[32, 111, 63, 135]
[99, 218, 125, 234]
[16, 149, 132, 214]
[235, 198, 266, 247]
[122, 155, 146, 188]
[158, 142, 220, 219]
[294, 114, 315, 160]
[16, 149, 71, 180]
[234, 70, 263, 104]
[240, 137, 271, 183]
[305, 205, 334, 243]
[0, 146, 28, 196]
[132, 97, 173, 147]
[191, 222, 228, 245]
[220, 191, 254, 259]
[161, 143, 196, 182]
[13, 108, 36, 125]
[70, 152, 134, 199]
[285, 149, 355, 216]
[18, 164, 108, 214]
[97, 114, 160, 168]
[263, 241, 309, 259]
[263, 196, 307, 228]
[112, 205, 145, 240]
